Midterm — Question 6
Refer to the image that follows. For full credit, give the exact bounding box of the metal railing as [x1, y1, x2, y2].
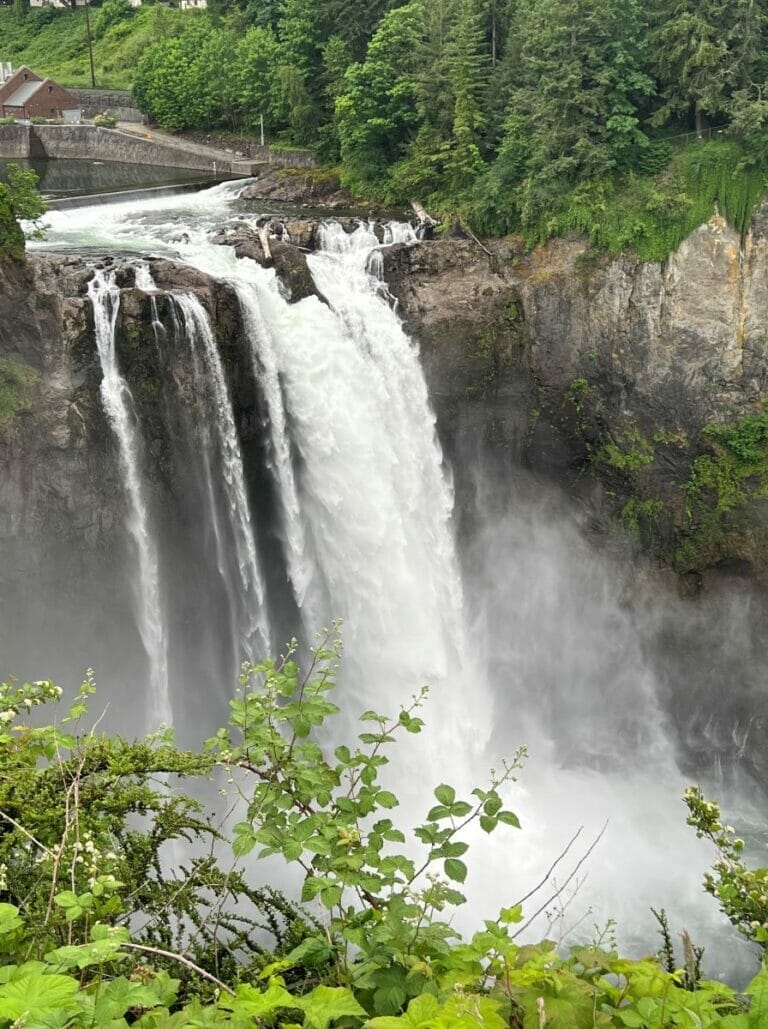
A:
[657, 125, 732, 147]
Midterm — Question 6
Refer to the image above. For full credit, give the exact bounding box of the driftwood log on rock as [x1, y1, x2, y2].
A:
[411, 201, 439, 239]
[258, 224, 273, 263]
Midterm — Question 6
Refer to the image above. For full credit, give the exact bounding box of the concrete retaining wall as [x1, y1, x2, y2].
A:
[33, 125, 227, 171]
[0, 123, 317, 174]
[0, 124, 236, 172]
[0, 123, 29, 158]
[72, 89, 145, 124]
[246, 145, 316, 168]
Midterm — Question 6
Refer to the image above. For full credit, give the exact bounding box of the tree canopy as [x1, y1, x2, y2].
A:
[5, 0, 768, 248]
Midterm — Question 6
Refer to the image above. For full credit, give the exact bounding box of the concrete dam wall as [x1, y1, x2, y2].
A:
[0, 124, 317, 175]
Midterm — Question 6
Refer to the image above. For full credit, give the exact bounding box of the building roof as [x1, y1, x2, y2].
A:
[4, 79, 44, 107]
[3, 76, 79, 110]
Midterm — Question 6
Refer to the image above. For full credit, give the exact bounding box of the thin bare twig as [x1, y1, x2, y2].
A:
[513, 825, 584, 908]
[121, 942, 235, 995]
[512, 822, 608, 939]
[457, 215, 493, 258]
[0, 811, 54, 857]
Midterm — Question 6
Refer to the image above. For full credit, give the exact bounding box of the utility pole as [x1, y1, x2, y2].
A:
[84, 0, 96, 89]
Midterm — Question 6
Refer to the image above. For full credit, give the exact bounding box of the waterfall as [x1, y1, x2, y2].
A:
[213, 224, 487, 738]
[234, 280, 324, 633]
[307, 224, 471, 689]
[88, 269, 171, 725]
[31, 189, 750, 967]
[172, 292, 271, 666]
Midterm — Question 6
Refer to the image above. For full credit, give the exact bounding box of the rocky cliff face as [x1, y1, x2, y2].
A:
[382, 212, 768, 588]
[5, 213, 768, 609]
[0, 253, 265, 716]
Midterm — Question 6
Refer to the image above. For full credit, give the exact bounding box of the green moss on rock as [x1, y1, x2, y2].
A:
[0, 357, 39, 423]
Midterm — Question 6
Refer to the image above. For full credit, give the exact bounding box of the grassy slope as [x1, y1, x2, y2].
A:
[0, 7, 190, 90]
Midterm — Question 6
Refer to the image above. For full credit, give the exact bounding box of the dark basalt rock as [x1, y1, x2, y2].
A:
[209, 224, 325, 305]
[238, 169, 353, 209]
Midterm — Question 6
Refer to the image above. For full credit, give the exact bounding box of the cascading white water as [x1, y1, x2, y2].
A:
[35, 188, 753, 975]
[234, 281, 323, 632]
[173, 292, 271, 664]
[88, 268, 171, 726]
[298, 221, 476, 718]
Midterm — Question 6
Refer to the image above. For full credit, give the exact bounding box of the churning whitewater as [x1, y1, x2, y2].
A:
[32, 181, 742, 972]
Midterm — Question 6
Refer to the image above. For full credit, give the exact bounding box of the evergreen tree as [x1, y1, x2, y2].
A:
[241, 0, 283, 28]
[275, 0, 324, 142]
[507, 0, 653, 223]
[335, 2, 424, 192]
[442, 0, 489, 193]
[235, 25, 283, 133]
[649, 0, 755, 131]
[315, 0, 400, 60]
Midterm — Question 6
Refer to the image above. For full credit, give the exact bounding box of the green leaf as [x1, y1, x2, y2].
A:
[483, 794, 502, 816]
[93, 977, 164, 1022]
[301, 877, 326, 902]
[0, 972, 81, 1021]
[444, 858, 467, 883]
[294, 985, 366, 1029]
[45, 936, 125, 971]
[480, 815, 498, 833]
[53, 891, 79, 910]
[284, 936, 333, 969]
[426, 805, 451, 821]
[320, 885, 343, 909]
[377, 790, 399, 809]
[500, 905, 523, 924]
[283, 839, 303, 861]
[434, 784, 456, 805]
[441, 841, 468, 857]
[232, 822, 257, 857]
[745, 965, 768, 1025]
[360, 710, 385, 722]
[372, 966, 408, 1016]
[220, 981, 296, 1018]
[293, 713, 311, 737]
[0, 904, 22, 936]
[497, 810, 521, 828]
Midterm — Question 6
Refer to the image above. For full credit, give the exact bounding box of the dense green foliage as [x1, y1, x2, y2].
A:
[3, 633, 768, 1025]
[0, 6, 191, 89]
[4, 0, 768, 250]
[0, 163, 45, 260]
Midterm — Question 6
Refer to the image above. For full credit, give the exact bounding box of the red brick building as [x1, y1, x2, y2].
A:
[0, 65, 80, 120]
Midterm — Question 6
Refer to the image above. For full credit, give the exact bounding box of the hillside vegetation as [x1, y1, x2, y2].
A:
[2, 0, 768, 255]
[0, 5, 192, 89]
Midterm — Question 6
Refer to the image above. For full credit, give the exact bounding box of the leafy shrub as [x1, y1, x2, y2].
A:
[0, 162, 45, 259]
[94, 113, 118, 128]
[94, 0, 134, 40]
[2, 634, 768, 1025]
